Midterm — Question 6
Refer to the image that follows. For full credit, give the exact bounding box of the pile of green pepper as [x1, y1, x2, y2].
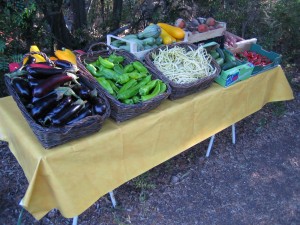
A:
[85, 54, 167, 104]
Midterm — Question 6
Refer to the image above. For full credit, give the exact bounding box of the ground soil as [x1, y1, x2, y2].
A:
[0, 65, 299, 225]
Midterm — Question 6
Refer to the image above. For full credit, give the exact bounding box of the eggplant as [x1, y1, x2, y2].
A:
[11, 77, 32, 102]
[72, 83, 91, 100]
[88, 95, 106, 116]
[51, 100, 85, 126]
[93, 102, 106, 116]
[28, 77, 44, 88]
[31, 92, 63, 119]
[66, 108, 92, 125]
[26, 66, 65, 79]
[43, 96, 73, 122]
[54, 60, 74, 70]
[33, 73, 74, 98]
[27, 63, 53, 69]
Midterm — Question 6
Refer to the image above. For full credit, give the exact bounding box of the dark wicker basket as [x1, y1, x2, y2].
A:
[77, 42, 171, 122]
[4, 52, 111, 149]
[144, 42, 221, 100]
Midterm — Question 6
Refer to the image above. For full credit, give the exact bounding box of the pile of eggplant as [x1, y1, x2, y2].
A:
[7, 58, 107, 127]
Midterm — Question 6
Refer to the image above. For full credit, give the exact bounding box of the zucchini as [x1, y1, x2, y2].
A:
[223, 49, 236, 62]
[221, 61, 238, 71]
[216, 48, 225, 61]
[216, 57, 224, 66]
[137, 24, 161, 39]
[142, 37, 156, 46]
[210, 50, 220, 59]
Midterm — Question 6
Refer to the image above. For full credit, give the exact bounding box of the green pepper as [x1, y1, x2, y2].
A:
[96, 77, 114, 95]
[101, 67, 119, 81]
[108, 54, 124, 64]
[139, 79, 158, 96]
[85, 64, 98, 76]
[132, 61, 148, 73]
[158, 81, 167, 94]
[98, 56, 114, 69]
[117, 75, 152, 100]
[124, 64, 134, 73]
[122, 99, 134, 104]
[117, 73, 130, 84]
[118, 79, 138, 94]
[113, 64, 124, 74]
[132, 96, 140, 104]
[141, 81, 161, 101]
[107, 79, 120, 94]
[128, 71, 146, 80]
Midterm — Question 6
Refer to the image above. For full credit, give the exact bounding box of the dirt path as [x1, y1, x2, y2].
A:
[0, 68, 299, 225]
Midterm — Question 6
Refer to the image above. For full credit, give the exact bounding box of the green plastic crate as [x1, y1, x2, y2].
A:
[214, 62, 254, 87]
[236, 43, 282, 76]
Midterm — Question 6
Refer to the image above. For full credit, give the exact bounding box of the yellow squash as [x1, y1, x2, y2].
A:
[157, 23, 185, 40]
[23, 45, 46, 65]
[160, 28, 176, 45]
[54, 48, 77, 65]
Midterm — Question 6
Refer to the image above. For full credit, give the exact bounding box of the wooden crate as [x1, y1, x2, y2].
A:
[186, 19, 226, 43]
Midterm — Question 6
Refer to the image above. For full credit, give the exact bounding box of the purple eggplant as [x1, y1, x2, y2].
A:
[51, 99, 85, 126]
[54, 60, 74, 70]
[28, 77, 44, 88]
[72, 83, 91, 100]
[43, 96, 73, 124]
[32, 73, 75, 98]
[12, 77, 32, 101]
[66, 107, 92, 125]
[31, 92, 63, 119]
[27, 66, 65, 79]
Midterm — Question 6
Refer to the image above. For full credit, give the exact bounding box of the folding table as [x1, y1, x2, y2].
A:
[0, 66, 294, 223]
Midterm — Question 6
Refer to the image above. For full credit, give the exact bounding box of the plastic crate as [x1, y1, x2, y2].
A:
[107, 33, 188, 60]
[234, 43, 282, 76]
[214, 62, 254, 87]
[186, 18, 226, 44]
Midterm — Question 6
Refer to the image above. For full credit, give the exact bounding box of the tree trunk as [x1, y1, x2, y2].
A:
[111, 0, 123, 30]
[35, 0, 76, 49]
[70, 0, 87, 31]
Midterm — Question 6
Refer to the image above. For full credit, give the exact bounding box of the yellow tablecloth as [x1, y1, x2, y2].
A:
[0, 66, 294, 220]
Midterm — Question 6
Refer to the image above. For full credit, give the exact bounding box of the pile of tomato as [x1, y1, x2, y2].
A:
[235, 51, 272, 66]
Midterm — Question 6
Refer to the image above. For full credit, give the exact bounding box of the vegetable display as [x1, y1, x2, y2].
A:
[234, 51, 272, 66]
[207, 47, 242, 71]
[109, 23, 186, 52]
[84, 54, 168, 104]
[175, 17, 225, 33]
[151, 45, 216, 84]
[6, 46, 107, 127]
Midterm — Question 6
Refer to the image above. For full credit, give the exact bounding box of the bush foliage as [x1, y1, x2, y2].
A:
[0, 0, 299, 72]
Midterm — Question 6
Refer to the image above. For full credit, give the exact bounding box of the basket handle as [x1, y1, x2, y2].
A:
[22, 51, 55, 66]
[86, 42, 113, 57]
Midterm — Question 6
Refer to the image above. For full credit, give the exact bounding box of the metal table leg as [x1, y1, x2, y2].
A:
[205, 123, 237, 157]
[109, 191, 117, 208]
[232, 123, 236, 144]
[72, 215, 78, 225]
[205, 135, 215, 157]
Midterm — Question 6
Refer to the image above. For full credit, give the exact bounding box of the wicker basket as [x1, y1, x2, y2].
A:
[77, 42, 171, 122]
[4, 52, 111, 149]
[144, 42, 221, 100]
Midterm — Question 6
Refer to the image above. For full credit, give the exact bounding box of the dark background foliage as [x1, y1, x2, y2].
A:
[0, 0, 299, 74]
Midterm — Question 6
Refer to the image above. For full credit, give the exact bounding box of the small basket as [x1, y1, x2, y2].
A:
[144, 42, 221, 100]
[4, 51, 111, 149]
[77, 42, 171, 122]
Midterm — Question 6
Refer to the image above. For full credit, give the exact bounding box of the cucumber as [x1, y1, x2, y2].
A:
[215, 57, 224, 66]
[221, 61, 238, 71]
[216, 48, 225, 61]
[210, 50, 220, 59]
[223, 49, 236, 62]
